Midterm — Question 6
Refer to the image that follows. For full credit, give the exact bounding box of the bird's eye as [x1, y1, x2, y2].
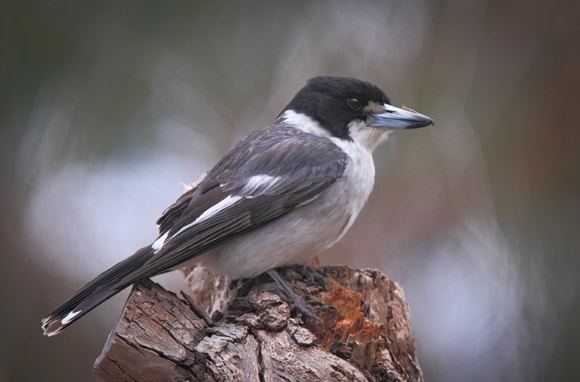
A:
[347, 97, 363, 111]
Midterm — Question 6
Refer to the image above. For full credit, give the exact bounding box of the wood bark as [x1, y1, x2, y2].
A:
[94, 265, 423, 382]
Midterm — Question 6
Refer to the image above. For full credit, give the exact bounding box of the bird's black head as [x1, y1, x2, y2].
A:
[280, 76, 433, 141]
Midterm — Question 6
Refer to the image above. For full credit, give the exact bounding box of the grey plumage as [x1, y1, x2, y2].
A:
[41, 76, 433, 336]
[42, 125, 349, 335]
[132, 124, 349, 277]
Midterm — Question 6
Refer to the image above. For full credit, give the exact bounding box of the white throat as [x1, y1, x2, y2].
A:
[346, 120, 392, 152]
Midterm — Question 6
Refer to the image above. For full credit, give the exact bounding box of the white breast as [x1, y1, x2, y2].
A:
[326, 137, 375, 244]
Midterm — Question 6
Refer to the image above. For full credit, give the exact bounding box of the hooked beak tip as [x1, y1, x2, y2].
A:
[409, 116, 434, 129]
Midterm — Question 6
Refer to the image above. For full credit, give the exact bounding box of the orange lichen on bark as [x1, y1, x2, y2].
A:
[316, 280, 383, 348]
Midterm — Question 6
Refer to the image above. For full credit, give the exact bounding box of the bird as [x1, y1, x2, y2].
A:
[41, 76, 433, 336]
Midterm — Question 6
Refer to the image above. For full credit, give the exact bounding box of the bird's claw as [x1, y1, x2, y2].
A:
[267, 269, 319, 321]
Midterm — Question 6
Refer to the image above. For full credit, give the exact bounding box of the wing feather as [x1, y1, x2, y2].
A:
[114, 125, 347, 286]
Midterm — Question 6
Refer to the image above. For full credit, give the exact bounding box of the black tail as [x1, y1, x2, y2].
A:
[41, 246, 154, 336]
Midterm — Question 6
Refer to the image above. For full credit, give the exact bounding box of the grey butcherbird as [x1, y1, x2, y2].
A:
[42, 76, 433, 336]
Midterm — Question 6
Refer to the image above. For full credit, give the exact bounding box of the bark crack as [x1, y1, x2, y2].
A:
[254, 329, 266, 382]
[108, 357, 139, 382]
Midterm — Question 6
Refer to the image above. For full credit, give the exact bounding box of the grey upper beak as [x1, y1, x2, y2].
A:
[369, 104, 434, 129]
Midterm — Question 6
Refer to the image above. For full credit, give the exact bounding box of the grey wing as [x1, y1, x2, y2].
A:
[156, 187, 195, 234]
[40, 127, 346, 335]
[117, 126, 348, 284]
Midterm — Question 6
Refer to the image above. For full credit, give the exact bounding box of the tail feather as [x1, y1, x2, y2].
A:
[42, 287, 120, 336]
[41, 246, 154, 336]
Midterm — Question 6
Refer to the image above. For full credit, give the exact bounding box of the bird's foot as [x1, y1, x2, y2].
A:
[293, 264, 327, 287]
[267, 269, 319, 321]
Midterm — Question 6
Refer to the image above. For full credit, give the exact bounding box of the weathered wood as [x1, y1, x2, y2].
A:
[94, 265, 423, 382]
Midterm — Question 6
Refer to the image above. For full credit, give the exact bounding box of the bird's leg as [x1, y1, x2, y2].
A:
[294, 264, 326, 287]
[267, 269, 317, 320]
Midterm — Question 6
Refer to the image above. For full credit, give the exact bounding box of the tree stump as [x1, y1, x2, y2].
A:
[94, 265, 423, 382]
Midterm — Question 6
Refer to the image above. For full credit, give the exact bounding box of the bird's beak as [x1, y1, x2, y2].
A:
[369, 104, 434, 129]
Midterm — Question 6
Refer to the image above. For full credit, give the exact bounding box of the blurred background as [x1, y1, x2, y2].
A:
[1, 0, 579, 381]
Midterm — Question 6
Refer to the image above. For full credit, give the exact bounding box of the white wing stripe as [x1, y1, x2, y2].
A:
[152, 195, 242, 252]
[193, 195, 242, 225]
[153, 175, 281, 252]
[242, 175, 281, 196]
[170, 195, 242, 239]
[151, 231, 169, 252]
